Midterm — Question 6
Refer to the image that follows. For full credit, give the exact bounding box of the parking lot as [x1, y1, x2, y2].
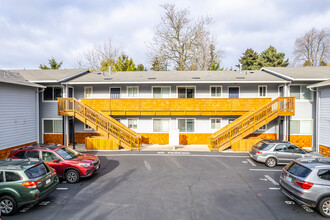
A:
[6, 151, 325, 220]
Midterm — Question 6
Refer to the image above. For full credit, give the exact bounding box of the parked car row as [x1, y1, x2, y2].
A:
[0, 144, 100, 216]
[250, 139, 330, 217]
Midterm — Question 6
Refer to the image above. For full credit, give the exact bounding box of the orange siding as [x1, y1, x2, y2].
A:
[232, 139, 262, 151]
[44, 134, 64, 144]
[290, 135, 312, 148]
[85, 137, 119, 150]
[75, 133, 101, 143]
[141, 133, 169, 145]
[0, 141, 37, 159]
[246, 133, 277, 140]
[319, 145, 330, 157]
[179, 133, 211, 145]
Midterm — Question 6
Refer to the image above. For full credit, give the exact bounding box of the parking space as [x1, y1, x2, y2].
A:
[6, 152, 325, 219]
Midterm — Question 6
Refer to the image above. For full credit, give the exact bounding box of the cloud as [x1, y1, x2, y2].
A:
[0, 0, 329, 69]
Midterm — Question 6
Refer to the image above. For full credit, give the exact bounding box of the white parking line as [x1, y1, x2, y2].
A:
[246, 159, 256, 167]
[269, 187, 280, 190]
[56, 188, 68, 190]
[264, 175, 279, 185]
[249, 169, 282, 171]
[101, 154, 249, 158]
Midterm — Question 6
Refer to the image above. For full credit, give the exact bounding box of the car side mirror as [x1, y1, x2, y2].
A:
[53, 159, 60, 163]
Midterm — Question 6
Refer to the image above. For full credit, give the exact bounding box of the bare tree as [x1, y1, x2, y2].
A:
[293, 28, 330, 66]
[84, 39, 122, 71]
[149, 3, 222, 71]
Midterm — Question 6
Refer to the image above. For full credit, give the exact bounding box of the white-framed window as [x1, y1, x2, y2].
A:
[153, 118, 170, 132]
[290, 120, 313, 135]
[128, 118, 138, 129]
[152, 86, 171, 98]
[228, 86, 240, 98]
[42, 86, 62, 102]
[210, 86, 222, 98]
[84, 86, 93, 98]
[210, 118, 221, 130]
[127, 86, 139, 98]
[177, 86, 196, 98]
[43, 119, 62, 134]
[289, 85, 313, 101]
[84, 124, 92, 130]
[177, 118, 195, 132]
[258, 124, 267, 131]
[258, 85, 267, 97]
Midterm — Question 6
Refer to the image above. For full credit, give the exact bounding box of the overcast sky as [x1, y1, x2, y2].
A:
[1, 0, 329, 70]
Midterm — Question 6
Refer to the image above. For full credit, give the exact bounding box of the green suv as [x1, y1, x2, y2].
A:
[0, 158, 59, 215]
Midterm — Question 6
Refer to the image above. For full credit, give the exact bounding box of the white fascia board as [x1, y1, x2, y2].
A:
[261, 68, 294, 81]
[0, 80, 46, 88]
[63, 80, 288, 85]
[30, 80, 58, 83]
[58, 69, 90, 82]
[308, 81, 330, 88]
[293, 78, 329, 81]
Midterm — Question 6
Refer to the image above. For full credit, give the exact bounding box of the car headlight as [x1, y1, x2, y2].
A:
[78, 163, 91, 167]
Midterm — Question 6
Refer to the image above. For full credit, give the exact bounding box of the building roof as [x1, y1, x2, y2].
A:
[6, 69, 89, 83]
[308, 79, 330, 88]
[262, 66, 330, 81]
[0, 70, 45, 88]
[63, 70, 288, 84]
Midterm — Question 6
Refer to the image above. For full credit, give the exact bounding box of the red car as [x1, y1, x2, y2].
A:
[8, 144, 100, 183]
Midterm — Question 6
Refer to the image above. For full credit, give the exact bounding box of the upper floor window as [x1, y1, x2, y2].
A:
[153, 86, 170, 98]
[178, 86, 195, 98]
[290, 85, 312, 101]
[84, 86, 93, 98]
[43, 86, 62, 101]
[210, 86, 222, 98]
[127, 86, 139, 98]
[258, 86, 267, 97]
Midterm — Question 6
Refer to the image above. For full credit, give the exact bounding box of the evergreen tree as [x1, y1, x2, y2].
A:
[208, 44, 222, 71]
[113, 54, 136, 71]
[256, 46, 289, 68]
[136, 64, 146, 71]
[150, 56, 166, 71]
[39, 57, 63, 69]
[238, 48, 259, 70]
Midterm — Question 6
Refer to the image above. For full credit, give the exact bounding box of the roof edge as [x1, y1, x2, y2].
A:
[308, 80, 330, 89]
[58, 69, 90, 82]
[261, 68, 294, 81]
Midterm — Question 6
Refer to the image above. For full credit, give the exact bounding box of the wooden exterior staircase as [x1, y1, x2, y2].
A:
[209, 97, 295, 152]
[58, 98, 141, 150]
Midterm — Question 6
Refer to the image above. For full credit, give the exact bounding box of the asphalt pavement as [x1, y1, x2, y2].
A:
[5, 151, 326, 220]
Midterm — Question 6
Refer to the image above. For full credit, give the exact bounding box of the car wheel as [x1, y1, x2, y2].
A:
[265, 157, 277, 168]
[317, 197, 330, 217]
[65, 169, 80, 184]
[0, 195, 18, 216]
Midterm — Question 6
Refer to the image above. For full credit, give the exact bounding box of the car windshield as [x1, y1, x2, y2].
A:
[25, 163, 48, 179]
[286, 162, 312, 178]
[55, 147, 80, 160]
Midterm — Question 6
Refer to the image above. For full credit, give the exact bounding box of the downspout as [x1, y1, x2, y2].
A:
[310, 87, 319, 152]
[36, 88, 45, 143]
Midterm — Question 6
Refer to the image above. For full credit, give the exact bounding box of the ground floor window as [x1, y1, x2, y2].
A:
[211, 118, 221, 130]
[128, 118, 138, 129]
[43, 119, 62, 134]
[290, 120, 312, 135]
[178, 119, 195, 132]
[153, 119, 170, 132]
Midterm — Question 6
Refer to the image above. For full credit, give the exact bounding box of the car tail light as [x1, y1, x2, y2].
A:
[22, 180, 41, 188]
[53, 169, 56, 175]
[257, 151, 262, 154]
[281, 171, 284, 177]
[296, 180, 313, 190]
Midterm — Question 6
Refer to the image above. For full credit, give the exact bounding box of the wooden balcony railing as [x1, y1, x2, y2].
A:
[209, 97, 295, 152]
[81, 98, 272, 116]
[58, 98, 141, 150]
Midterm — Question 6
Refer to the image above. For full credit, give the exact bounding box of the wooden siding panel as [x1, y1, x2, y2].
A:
[85, 137, 119, 150]
[232, 139, 262, 151]
[141, 133, 169, 144]
[290, 135, 312, 148]
[179, 133, 211, 145]
[319, 145, 330, 157]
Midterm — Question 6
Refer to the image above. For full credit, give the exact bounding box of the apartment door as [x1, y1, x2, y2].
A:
[229, 87, 239, 98]
[68, 118, 74, 144]
[110, 88, 121, 99]
[279, 86, 284, 97]
[279, 118, 284, 140]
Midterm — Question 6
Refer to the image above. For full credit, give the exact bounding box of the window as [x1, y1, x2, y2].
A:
[287, 144, 304, 154]
[43, 87, 62, 101]
[153, 87, 170, 98]
[42, 152, 60, 162]
[258, 86, 267, 97]
[128, 118, 138, 129]
[228, 87, 239, 98]
[0, 171, 3, 182]
[43, 119, 63, 134]
[286, 162, 312, 178]
[290, 120, 312, 135]
[318, 169, 330, 181]
[84, 86, 93, 98]
[84, 124, 92, 130]
[258, 124, 267, 131]
[290, 85, 313, 101]
[178, 119, 195, 132]
[25, 163, 48, 179]
[13, 151, 25, 159]
[5, 172, 22, 182]
[25, 151, 40, 159]
[153, 119, 170, 132]
[211, 119, 221, 130]
[177, 86, 195, 98]
[127, 86, 138, 98]
[210, 86, 222, 98]
[274, 144, 288, 152]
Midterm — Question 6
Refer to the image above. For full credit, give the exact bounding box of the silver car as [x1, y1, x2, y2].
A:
[280, 158, 330, 217]
[249, 139, 323, 167]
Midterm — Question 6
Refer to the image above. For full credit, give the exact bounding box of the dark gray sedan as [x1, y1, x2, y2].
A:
[249, 139, 323, 167]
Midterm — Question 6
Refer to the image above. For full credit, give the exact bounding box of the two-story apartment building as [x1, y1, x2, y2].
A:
[1, 66, 329, 154]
